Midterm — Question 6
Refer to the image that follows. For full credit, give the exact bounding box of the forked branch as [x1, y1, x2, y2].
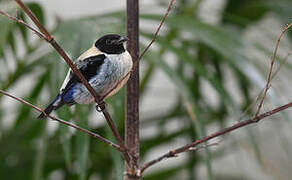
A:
[0, 10, 45, 40]
[140, 102, 292, 173]
[254, 23, 292, 117]
[140, 22, 292, 174]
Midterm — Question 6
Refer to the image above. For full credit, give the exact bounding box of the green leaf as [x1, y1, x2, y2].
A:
[27, 3, 45, 25]
[14, 68, 50, 128]
[33, 130, 48, 180]
[57, 107, 74, 169]
[75, 106, 90, 180]
[141, 32, 240, 117]
[60, 124, 72, 168]
[222, 0, 269, 28]
[0, 17, 13, 55]
[75, 131, 90, 180]
[141, 14, 247, 71]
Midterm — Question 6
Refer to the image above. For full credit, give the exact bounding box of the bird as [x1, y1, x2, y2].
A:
[38, 34, 133, 118]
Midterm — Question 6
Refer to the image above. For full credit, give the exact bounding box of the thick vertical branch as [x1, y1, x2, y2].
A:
[125, 0, 140, 179]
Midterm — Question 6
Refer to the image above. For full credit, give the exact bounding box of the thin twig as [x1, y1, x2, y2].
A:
[138, 0, 175, 61]
[11, 0, 130, 164]
[139, 142, 219, 172]
[239, 52, 292, 120]
[188, 141, 220, 151]
[254, 23, 292, 117]
[14, 0, 52, 40]
[140, 102, 292, 173]
[0, 10, 45, 40]
[0, 89, 121, 150]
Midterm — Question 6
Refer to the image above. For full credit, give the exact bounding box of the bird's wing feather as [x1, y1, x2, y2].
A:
[60, 54, 106, 103]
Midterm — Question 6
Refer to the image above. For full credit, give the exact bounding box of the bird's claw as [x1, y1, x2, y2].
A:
[96, 101, 106, 112]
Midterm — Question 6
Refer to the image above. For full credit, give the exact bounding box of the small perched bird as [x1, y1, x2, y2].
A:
[38, 34, 133, 118]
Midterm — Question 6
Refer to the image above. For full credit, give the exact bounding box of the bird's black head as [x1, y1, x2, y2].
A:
[95, 34, 128, 54]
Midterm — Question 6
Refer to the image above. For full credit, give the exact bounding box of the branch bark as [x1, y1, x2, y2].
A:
[140, 102, 292, 173]
[254, 23, 292, 117]
[0, 89, 120, 150]
[0, 10, 45, 40]
[125, 0, 140, 179]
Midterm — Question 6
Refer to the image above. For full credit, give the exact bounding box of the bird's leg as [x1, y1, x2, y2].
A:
[96, 101, 106, 112]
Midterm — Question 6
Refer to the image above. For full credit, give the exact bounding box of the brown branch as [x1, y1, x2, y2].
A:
[137, 0, 175, 61]
[188, 141, 220, 152]
[239, 51, 292, 120]
[141, 141, 219, 166]
[14, 0, 52, 41]
[254, 23, 292, 117]
[125, 0, 140, 179]
[123, 1, 176, 178]
[0, 10, 45, 40]
[0, 89, 120, 150]
[140, 102, 292, 173]
[10, 0, 130, 164]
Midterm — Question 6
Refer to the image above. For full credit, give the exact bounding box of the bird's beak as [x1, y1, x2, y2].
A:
[118, 36, 128, 43]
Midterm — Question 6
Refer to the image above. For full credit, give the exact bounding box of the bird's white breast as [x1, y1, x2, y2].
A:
[103, 51, 133, 98]
[72, 50, 133, 104]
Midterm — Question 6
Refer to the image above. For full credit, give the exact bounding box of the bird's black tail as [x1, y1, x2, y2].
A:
[37, 95, 64, 119]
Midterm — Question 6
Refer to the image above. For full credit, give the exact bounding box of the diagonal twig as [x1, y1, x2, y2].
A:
[0, 89, 120, 150]
[137, 0, 175, 61]
[0, 10, 45, 40]
[254, 23, 292, 118]
[239, 51, 292, 121]
[140, 102, 292, 173]
[14, 0, 52, 41]
[188, 141, 220, 152]
[139, 141, 220, 172]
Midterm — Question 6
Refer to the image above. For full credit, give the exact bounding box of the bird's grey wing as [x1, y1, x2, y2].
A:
[59, 54, 106, 102]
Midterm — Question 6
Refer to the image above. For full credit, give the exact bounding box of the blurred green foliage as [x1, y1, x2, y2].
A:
[0, 0, 291, 179]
